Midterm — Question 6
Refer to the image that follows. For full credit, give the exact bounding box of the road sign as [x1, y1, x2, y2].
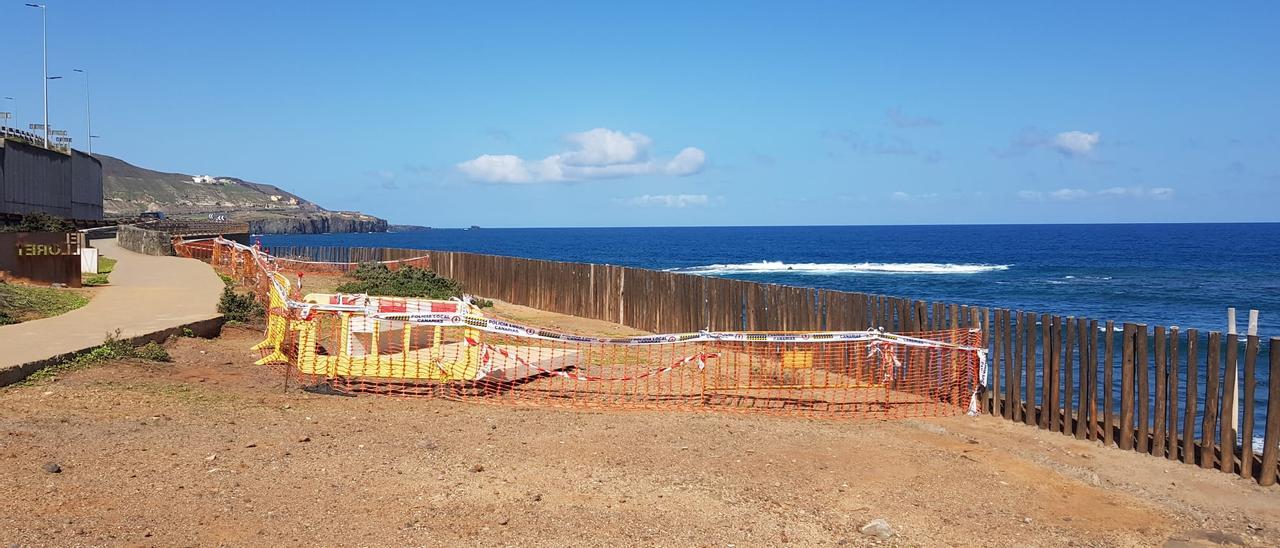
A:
[0, 112, 11, 119]
[50, 130, 67, 136]
[55, 137, 72, 143]
[29, 123, 44, 130]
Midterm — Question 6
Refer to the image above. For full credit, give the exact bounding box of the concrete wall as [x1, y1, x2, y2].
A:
[0, 316, 225, 387]
[116, 225, 175, 256]
[71, 150, 103, 220]
[0, 139, 102, 220]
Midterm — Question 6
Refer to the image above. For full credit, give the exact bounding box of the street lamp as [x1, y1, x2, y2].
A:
[73, 69, 91, 155]
[1, 96, 13, 135]
[25, 3, 49, 149]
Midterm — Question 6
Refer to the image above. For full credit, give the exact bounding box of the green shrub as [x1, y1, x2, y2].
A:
[335, 263, 464, 299]
[134, 342, 172, 362]
[218, 274, 235, 287]
[217, 286, 263, 322]
[97, 257, 117, 274]
[470, 297, 495, 309]
[0, 212, 74, 233]
[181, 327, 196, 337]
[20, 330, 174, 384]
[83, 273, 110, 286]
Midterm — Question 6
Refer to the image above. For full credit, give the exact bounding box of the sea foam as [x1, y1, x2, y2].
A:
[667, 261, 1010, 275]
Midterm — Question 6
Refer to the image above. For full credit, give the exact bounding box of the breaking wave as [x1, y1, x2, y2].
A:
[667, 261, 1011, 275]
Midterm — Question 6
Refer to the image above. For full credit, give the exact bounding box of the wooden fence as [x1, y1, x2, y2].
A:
[263, 245, 1280, 486]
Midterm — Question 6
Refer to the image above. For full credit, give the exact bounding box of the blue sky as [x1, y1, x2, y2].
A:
[2, 1, 1277, 227]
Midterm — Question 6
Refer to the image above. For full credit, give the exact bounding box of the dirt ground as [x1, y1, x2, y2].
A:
[3, 317, 1279, 546]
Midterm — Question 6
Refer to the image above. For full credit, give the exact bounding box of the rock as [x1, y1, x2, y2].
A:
[1163, 529, 1247, 547]
[245, 213, 388, 235]
[471, 464, 485, 473]
[245, 442, 258, 448]
[43, 462, 62, 474]
[498, 517, 509, 526]
[298, 436, 311, 443]
[532, 493, 542, 502]
[859, 519, 894, 540]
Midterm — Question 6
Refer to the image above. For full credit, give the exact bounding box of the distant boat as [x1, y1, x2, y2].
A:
[468, 225, 482, 230]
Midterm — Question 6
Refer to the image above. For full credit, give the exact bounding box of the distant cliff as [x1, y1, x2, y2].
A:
[247, 212, 389, 234]
[97, 154, 390, 234]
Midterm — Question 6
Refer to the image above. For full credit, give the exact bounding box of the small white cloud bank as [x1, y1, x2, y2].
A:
[457, 128, 707, 183]
[890, 191, 940, 202]
[1051, 131, 1100, 156]
[997, 129, 1102, 158]
[1018, 186, 1175, 202]
[622, 194, 712, 208]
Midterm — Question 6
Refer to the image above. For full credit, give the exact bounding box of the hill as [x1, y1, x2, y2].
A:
[98, 154, 388, 234]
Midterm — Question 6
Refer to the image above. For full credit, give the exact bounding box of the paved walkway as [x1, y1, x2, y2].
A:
[0, 238, 223, 375]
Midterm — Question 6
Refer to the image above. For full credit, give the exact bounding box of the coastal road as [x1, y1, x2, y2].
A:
[0, 239, 224, 380]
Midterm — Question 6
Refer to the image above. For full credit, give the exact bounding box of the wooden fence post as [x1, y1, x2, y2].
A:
[1136, 324, 1150, 454]
[1120, 323, 1136, 451]
[1086, 319, 1100, 441]
[1063, 317, 1076, 435]
[1104, 320, 1116, 447]
[1221, 332, 1239, 474]
[1260, 338, 1280, 486]
[1026, 312, 1038, 427]
[1240, 327, 1259, 481]
[1202, 332, 1222, 470]
[1153, 326, 1167, 457]
[1167, 326, 1181, 462]
[1183, 330, 1199, 466]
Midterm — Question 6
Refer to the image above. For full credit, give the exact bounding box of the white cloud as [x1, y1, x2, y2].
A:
[1018, 186, 1175, 202]
[665, 147, 707, 176]
[623, 194, 711, 208]
[889, 191, 940, 202]
[1051, 131, 1100, 156]
[1097, 186, 1175, 200]
[1049, 188, 1089, 201]
[560, 128, 651, 166]
[457, 128, 707, 183]
[996, 128, 1102, 158]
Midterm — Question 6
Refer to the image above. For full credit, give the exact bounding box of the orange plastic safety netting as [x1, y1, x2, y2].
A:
[176, 237, 985, 419]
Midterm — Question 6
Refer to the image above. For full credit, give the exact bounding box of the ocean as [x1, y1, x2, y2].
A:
[260, 223, 1279, 446]
[260, 223, 1280, 336]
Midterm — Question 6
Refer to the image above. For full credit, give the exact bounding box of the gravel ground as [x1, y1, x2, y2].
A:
[2, 324, 1278, 547]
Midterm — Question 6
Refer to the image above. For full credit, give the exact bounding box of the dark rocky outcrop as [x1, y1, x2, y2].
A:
[247, 213, 389, 234]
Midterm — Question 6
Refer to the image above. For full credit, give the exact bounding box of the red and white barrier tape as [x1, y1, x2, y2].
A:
[465, 337, 718, 382]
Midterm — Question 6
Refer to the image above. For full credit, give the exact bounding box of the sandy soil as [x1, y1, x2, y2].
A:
[2, 324, 1278, 546]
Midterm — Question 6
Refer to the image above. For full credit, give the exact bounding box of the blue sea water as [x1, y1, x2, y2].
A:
[260, 223, 1280, 336]
[261, 223, 1280, 447]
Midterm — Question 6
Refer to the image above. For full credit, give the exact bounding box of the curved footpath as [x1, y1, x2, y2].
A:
[0, 238, 224, 384]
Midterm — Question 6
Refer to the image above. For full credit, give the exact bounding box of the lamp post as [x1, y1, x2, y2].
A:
[25, 3, 49, 149]
[1, 96, 13, 135]
[73, 69, 91, 155]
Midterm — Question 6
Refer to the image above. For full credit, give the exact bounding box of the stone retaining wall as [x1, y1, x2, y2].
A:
[116, 225, 175, 256]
